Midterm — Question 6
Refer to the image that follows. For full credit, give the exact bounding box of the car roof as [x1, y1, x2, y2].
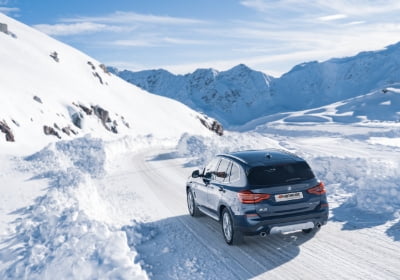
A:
[218, 149, 304, 167]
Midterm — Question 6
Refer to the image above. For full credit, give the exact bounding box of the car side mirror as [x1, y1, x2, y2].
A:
[203, 172, 212, 184]
[192, 170, 201, 178]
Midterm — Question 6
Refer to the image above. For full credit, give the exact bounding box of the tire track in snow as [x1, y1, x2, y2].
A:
[133, 150, 250, 279]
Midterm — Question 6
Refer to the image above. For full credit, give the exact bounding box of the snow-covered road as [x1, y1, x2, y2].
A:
[98, 147, 400, 279]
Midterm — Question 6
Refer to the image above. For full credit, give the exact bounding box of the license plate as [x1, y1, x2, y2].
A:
[275, 191, 303, 202]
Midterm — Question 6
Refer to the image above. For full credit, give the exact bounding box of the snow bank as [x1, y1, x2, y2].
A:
[0, 137, 148, 280]
[177, 133, 400, 215]
[309, 156, 400, 214]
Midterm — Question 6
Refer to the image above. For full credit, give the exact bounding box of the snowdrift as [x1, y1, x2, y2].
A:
[0, 137, 150, 280]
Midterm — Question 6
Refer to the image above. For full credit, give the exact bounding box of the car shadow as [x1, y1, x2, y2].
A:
[122, 214, 317, 280]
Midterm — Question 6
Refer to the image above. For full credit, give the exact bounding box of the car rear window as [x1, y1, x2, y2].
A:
[248, 162, 315, 186]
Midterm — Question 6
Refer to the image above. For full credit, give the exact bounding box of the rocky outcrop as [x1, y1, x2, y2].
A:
[33, 95, 42, 104]
[198, 114, 223, 136]
[91, 105, 117, 133]
[61, 126, 77, 136]
[99, 64, 109, 74]
[50, 51, 59, 62]
[71, 111, 84, 129]
[0, 120, 15, 142]
[43, 125, 61, 139]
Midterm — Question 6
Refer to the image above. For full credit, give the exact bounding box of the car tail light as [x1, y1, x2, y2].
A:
[238, 190, 270, 204]
[307, 182, 326, 195]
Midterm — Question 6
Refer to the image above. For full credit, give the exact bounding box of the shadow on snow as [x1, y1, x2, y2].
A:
[122, 214, 316, 280]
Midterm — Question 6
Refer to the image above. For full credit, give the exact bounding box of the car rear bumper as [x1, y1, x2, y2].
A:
[234, 207, 329, 236]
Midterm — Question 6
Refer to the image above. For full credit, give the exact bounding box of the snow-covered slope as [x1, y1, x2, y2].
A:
[110, 64, 274, 126]
[237, 87, 400, 130]
[274, 43, 400, 110]
[113, 43, 400, 126]
[0, 13, 213, 153]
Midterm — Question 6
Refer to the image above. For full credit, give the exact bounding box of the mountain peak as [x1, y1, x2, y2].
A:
[114, 41, 400, 127]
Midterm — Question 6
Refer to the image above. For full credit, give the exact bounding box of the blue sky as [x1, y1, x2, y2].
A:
[2, 0, 400, 76]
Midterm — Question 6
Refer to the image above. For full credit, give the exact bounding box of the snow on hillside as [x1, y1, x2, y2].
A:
[236, 87, 400, 130]
[113, 43, 400, 127]
[0, 13, 214, 153]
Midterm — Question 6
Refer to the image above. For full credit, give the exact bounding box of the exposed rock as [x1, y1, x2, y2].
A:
[0, 23, 8, 34]
[99, 64, 110, 74]
[71, 112, 84, 129]
[0, 120, 15, 142]
[12, 119, 20, 127]
[111, 120, 118, 134]
[198, 114, 223, 136]
[33, 95, 42, 104]
[87, 61, 95, 70]
[79, 104, 92, 115]
[50, 51, 59, 62]
[92, 105, 110, 125]
[121, 116, 130, 128]
[61, 126, 77, 136]
[43, 125, 61, 139]
[62, 126, 71, 136]
[93, 72, 103, 84]
[91, 105, 118, 134]
[72, 102, 92, 115]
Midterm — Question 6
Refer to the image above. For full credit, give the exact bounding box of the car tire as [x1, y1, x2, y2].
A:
[221, 208, 243, 245]
[187, 188, 200, 217]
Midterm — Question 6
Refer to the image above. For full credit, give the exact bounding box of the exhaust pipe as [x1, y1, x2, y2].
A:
[260, 232, 267, 237]
[316, 223, 322, 229]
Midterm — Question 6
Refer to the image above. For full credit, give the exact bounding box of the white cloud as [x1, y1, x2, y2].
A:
[316, 0, 400, 16]
[240, 0, 269, 12]
[0, 7, 19, 14]
[112, 39, 155, 47]
[33, 22, 122, 36]
[346, 21, 365, 26]
[317, 14, 347, 21]
[112, 37, 211, 47]
[162, 37, 210, 45]
[61, 11, 206, 25]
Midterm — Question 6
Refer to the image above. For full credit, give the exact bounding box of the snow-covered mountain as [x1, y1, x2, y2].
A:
[237, 87, 400, 131]
[0, 13, 216, 151]
[109, 64, 274, 126]
[112, 43, 400, 126]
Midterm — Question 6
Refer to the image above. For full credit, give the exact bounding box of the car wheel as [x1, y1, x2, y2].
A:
[187, 188, 200, 217]
[221, 208, 242, 245]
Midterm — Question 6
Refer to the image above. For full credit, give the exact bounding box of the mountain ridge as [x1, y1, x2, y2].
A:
[112, 42, 400, 126]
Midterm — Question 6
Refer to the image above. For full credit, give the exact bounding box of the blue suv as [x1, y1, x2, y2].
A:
[186, 149, 329, 245]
